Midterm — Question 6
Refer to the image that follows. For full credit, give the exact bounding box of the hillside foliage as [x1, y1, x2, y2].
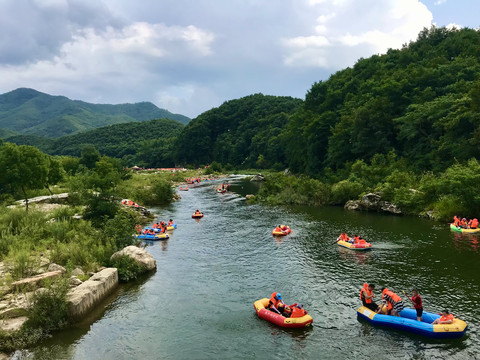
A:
[0, 88, 190, 138]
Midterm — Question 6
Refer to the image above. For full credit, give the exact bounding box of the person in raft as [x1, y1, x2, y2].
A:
[168, 219, 174, 226]
[379, 288, 405, 316]
[360, 283, 379, 312]
[432, 310, 455, 324]
[194, 209, 203, 215]
[406, 289, 423, 321]
[267, 292, 285, 315]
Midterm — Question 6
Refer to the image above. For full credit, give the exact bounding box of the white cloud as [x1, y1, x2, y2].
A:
[434, 0, 447, 5]
[282, 0, 433, 69]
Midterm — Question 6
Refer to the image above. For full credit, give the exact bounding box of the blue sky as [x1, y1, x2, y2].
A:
[0, 0, 477, 118]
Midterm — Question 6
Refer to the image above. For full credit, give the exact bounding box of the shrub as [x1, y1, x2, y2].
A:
[330, 180, 364, 205]
[25, 277, 70, 332]
[102, 210, 138, 250]
[109, 254, 145, 282]
[432, 195, 467, 221]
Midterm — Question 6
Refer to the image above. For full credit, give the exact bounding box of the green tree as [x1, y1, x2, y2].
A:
[80, 145, 100, 169]
[0, 143, 49, 210]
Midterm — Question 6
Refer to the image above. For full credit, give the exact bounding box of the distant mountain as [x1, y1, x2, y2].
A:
[6, 118, 183, 159]
[0, 88, 190, 138]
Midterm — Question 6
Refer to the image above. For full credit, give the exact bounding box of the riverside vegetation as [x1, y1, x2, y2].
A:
[0, 142, 179, 353]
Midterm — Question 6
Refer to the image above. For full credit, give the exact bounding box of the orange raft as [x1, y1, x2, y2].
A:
[272, 225, 291, 236]
[253, 298, 313, 328]
[192, 212, 204, 218]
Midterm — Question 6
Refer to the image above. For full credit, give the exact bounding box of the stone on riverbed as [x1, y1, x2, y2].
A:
[11, 270, 63, 290]
[111, 246, 156, 271]
[344, 193, 402, 215]
[0, 316, 27, 332]
[67, 268, 118, 321]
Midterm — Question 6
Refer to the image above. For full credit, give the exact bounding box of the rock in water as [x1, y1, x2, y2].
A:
[111, 246, 156, 271]
[67, 268, 118, 320]
[250, 173, 265, 181]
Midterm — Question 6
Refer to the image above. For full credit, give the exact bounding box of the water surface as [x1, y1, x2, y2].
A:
[22, 177, 479, 359]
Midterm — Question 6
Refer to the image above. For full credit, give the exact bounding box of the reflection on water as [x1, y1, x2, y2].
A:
[23, 176, 480, 360]
[452, 232, 479, 252]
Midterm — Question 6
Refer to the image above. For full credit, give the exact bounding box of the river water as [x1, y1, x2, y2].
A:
[21, 176, 479, 359]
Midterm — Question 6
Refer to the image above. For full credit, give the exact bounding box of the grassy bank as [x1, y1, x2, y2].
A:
[249, 156, 480, 222]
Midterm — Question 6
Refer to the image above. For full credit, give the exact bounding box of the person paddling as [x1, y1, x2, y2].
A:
[406, 289, 423, 321]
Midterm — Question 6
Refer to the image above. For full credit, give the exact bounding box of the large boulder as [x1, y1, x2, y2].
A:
[67, 268, 118, 321]
[344, 193, 402, 215]
[111, 246, 156, 271]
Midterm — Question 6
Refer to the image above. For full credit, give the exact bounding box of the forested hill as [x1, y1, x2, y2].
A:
[0, 88, 190, 138]
[175, 93, 303, 167]
[7, 118, 183, 167]
[281, 26, 480, 175]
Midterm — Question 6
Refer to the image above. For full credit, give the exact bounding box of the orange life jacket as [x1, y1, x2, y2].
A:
[471, 218, 478, 228]
[168, 221, 174, 226]
[439, 313, 454, 322]
[382, 289, 402, 303]
[453, 216, 459, 226]
[360, 284, 372, 304]
[291, 307, 307, 318]
[269, 293, 282, 308]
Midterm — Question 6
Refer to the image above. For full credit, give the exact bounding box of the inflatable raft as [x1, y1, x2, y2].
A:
[450, 223, 480, 233]
[272, 226, 291, 236]
[166, 224, 177, 231]
[357, 306, 467, 338]
[254, 298, 313, 328]
[217, 188, 226, 193]
[192, 213, 204, 218]
[337, 239, 372, 250]
[134, 233, 169, 241]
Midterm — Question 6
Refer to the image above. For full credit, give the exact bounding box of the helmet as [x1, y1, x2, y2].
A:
[276, 293, 282, 300]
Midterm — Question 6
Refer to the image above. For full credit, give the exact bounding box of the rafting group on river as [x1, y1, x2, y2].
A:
[130, 184, 470, 338]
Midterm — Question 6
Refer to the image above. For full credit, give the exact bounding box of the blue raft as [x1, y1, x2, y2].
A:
[134, 233, 169, 241]
[357, 306, 467, 339]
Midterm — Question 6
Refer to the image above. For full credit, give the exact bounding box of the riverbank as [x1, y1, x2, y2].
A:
[247, 158, 480, 222]
[0, 245, 157, 355]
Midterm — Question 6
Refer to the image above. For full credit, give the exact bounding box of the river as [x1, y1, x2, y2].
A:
[20, 176, 479, 359]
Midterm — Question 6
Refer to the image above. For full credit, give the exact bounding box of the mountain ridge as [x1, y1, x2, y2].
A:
[0, 88, 190, 138]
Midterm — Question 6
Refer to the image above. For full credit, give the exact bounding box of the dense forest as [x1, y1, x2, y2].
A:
[7, 118, 183, 167]
[175, 94, 303, 167]
[175, 27, 480, 175]
[0, 88, 190, 137]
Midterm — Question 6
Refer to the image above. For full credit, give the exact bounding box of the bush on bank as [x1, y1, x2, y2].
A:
[251, 157, 480, 221]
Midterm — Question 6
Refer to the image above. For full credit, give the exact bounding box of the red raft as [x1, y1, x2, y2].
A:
[253, 298, 313, 328]
[192, 212, 204, 218]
